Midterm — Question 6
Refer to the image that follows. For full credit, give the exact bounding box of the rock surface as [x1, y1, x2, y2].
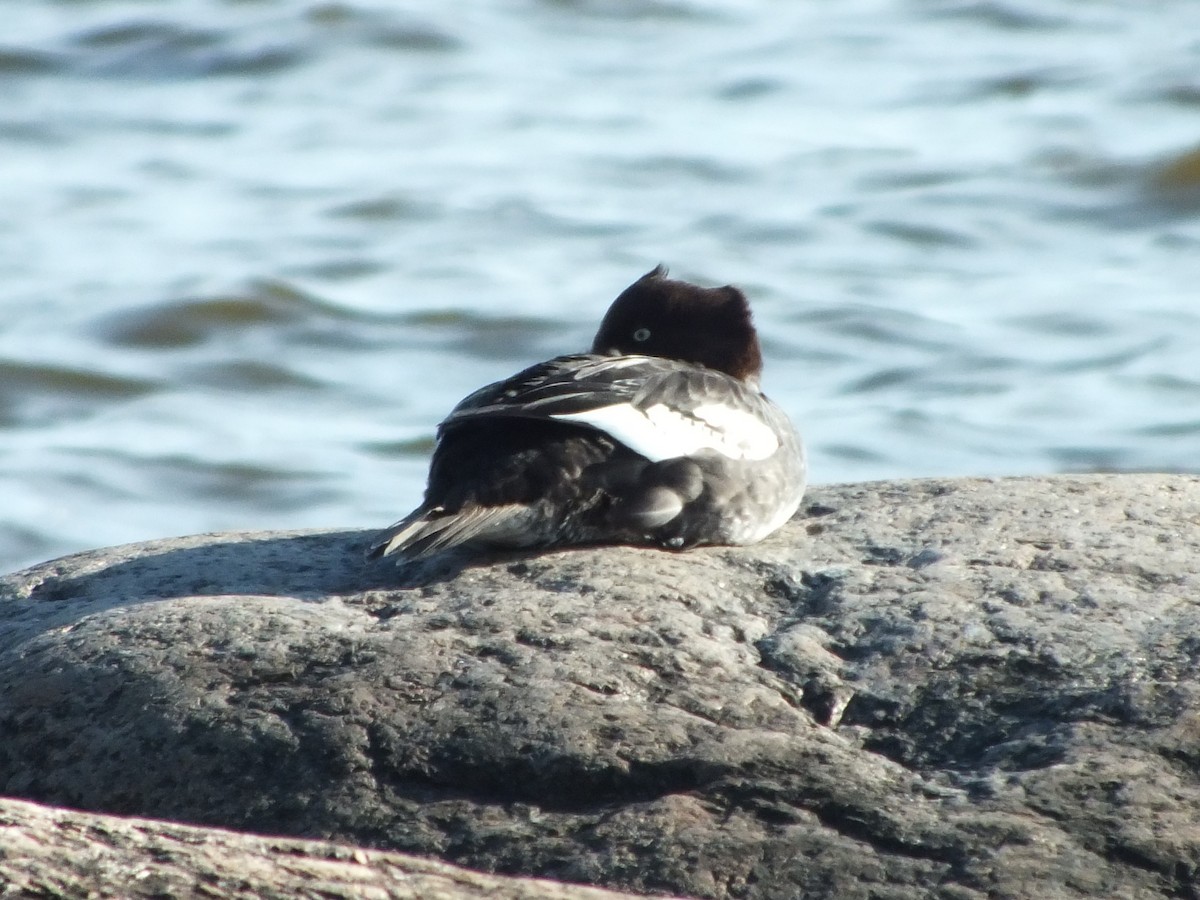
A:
[0, 795, 655, 899]
[2, 475, 1200, 899]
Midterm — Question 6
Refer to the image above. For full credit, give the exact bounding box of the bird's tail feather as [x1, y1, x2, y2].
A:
[367, 503, 529, 561]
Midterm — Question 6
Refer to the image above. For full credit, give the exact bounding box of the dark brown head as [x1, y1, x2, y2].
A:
[591, 265, 764, 382]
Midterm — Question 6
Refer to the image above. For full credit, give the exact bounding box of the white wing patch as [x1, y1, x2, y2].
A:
[551, 401, 779, 462]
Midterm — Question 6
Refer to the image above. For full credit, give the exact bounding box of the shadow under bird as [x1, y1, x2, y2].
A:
[368, 266, 806, 563]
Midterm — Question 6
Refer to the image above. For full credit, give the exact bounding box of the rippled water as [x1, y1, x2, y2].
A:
[3, 0, 1200, 572]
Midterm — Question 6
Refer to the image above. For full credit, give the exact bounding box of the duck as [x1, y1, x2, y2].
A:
[368, 265, 806, 562]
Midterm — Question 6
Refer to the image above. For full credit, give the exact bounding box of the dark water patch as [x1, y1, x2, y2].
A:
[764, 340, 851, 366]
[696, 213, 813, 245]
[0, 47, 63, 75]
[73, 21, 219, 51]
[243, 182, 342, 203]
[361, 436, 436, 458]
[1039, 143, 1200, 227]
[822, 443, 889, 464]
[97, 281, 354, 350]
[293, 258, 387, 281]
[957, 354, 1021, 373]
[0, 121, 66, 147]
[69, 450, 336, 510]
[920, 378, 1010, 398]
[1004, 312, 1112, 338]
[30, 466, 118, 499]
[306, 4, 462, 53]
[0, 362, 156, 399]
[182, 361, 329, 393]
[864, 219, 977, 249]
[397, 309, 564, 361]
[1036, 148, 1128, 191]
[793, 306, 955, 352]
[539, 0, 719, 22]
[716, 77, 784, 102]
[178, 463, 336, 509]
[1153, 231, 1200, 251]
[326, 195, 438, 222]
[958, 67, 1088, 101]
[0, 525, 56, 575]
[146, 458, 329, 508]
[1154, 84, 1200, 109]
[278, 324, 380, 353]
[364, 22, 463, 53]
[203, 45, 305, 77]
[130, 119, 237, 139]
[307, 2, 365, 25]
[1126, 374, 1200, 395]
[843, 366, 924, 394]
[843, 365, 1012, 398]
[1048, 446, 1131, 473]
[475, 199, 631, 239]
[0, 361, 160, 427]
[1130, 420, 1200, 439]
[858, 169, 968, 192]
[61, 185, 129, 209]
[138, 158, 195, 181]
[1039, 198, 1138, 229]
[975, 72, 1054, 100]
[1044, 340, 1166, 375]
[1146, 144, 1200, 215]
[624, 155, 750, 185]
[923, 2, 1071, 31]
[69, 19, 304, 79]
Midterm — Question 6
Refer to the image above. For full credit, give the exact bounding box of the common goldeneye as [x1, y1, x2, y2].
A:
[368, 265, 806, 562]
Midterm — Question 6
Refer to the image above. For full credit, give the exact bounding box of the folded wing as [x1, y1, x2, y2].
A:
[440, 354, 782, 463]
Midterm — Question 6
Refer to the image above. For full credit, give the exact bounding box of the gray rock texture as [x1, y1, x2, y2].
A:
[0, 795, 656, 899]
[2, 474, 1199, 899]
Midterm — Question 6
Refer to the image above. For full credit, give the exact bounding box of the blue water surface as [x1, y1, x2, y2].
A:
[2, 0, 1199, 571]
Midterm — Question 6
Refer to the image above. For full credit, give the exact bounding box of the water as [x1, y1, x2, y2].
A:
[3, 0, 1199, 573]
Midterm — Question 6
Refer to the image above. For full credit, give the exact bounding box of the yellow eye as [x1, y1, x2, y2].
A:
[633, 327, 651, 342]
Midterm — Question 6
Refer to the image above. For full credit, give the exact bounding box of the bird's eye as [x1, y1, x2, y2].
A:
[633, 327, 651, 342]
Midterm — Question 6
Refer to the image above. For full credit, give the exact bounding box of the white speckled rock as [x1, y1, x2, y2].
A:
[2, 475, 1199, 899]
[0, 795, 663, 900]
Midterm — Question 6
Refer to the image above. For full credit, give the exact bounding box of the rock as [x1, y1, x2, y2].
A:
[1, 474, 1199, 899]
[0, 795, 656, 899]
